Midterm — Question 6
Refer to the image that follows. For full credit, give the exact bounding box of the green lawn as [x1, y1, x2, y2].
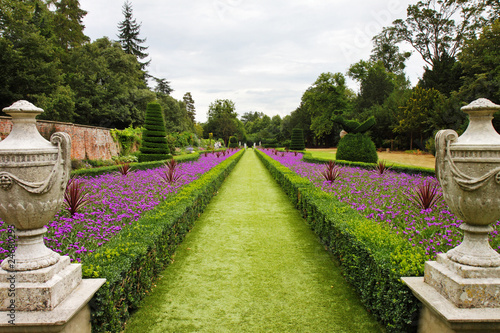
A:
[124, 149, 382, 332]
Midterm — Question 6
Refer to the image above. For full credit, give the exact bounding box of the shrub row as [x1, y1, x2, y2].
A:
[83, 149, 245, 332]
[302, 152, 436, 176]
[255, 149, 425, 333]
[71, 153, 199, 178]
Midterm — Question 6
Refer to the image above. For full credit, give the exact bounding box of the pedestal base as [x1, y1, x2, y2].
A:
[0, 278, 105, 332]
[425, 253, 500, 308]
[0, 256, 81, 311]
[403, 276, 500, 332]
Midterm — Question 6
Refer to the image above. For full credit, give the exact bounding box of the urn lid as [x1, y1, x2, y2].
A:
[0, 100, 55, 151]
[456, 98, 500, 146]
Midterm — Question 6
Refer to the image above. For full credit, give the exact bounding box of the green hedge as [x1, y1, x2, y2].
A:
[302, 152, 435, 176]
[255, 149, 424, 332]
[71, 153, 199, 178]
[83, 149, 245, 332]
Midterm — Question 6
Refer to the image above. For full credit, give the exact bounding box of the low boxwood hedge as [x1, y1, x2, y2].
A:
[82, 149, 244, 332]
[71, 153, 199, 178]
[302, 152, 435, 176]
[255, 149, 425, 333]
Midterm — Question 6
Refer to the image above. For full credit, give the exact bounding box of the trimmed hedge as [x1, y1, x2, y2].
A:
[82, 149, 245, 332]
[71, 153, 199, 178]
[290, 128, 305, 150]
[302, 152, 436, 176]
[255, 149, 424, 332]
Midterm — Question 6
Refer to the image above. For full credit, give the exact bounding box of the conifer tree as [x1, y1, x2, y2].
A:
[139, 102, 170, 162]
[290, 128, 305, 150]
[183, 92, 196, 123]
[117, 0, 150, 69]
[52, 0, 89, 49]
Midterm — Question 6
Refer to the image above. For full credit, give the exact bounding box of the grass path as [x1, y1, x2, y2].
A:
[124, 149, 382, 332]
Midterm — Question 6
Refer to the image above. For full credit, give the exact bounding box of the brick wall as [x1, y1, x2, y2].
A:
[0, 116, 119, 160]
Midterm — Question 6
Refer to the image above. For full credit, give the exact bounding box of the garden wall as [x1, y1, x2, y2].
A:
[0, 116, 119, 160]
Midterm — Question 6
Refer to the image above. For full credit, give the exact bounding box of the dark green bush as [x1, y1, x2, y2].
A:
[255, 149, 423, 332]
[83, 149, 245, 332]
[336, 133, 377, 163]
[290, 128, 305, 150]
[139, 103, 170, 162]
[228, 136, 238, 148]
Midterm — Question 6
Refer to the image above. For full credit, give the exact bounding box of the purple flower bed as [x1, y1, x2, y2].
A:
[261, 149, 500, 260]
[0, 151, 238, 263]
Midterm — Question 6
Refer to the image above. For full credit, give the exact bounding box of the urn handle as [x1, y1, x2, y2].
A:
[0, 132, 71, 193]
[435, 129, 500, 191]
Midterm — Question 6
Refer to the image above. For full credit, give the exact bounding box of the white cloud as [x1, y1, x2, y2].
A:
[80, 0, 426, 123]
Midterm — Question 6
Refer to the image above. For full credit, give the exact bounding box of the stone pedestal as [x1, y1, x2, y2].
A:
[404, 254, 500, 332]
[0, 255, 104, 332]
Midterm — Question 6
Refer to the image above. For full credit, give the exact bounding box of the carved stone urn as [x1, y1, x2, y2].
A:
[0, 100, 71, 271]
[435, 98, 500, 267]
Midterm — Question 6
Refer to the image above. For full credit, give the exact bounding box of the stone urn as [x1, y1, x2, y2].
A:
[0, 100, 71, 271]
[435, 98, 500, 267]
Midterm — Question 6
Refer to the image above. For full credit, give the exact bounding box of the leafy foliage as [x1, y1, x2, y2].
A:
[159, 159, 182, 184]
[320, 160, 342, 182]
[373, 160, 392, 175]
[407, 181, 442, 210]
[64, 177, 91, 216]
[117, 163, 133, 176]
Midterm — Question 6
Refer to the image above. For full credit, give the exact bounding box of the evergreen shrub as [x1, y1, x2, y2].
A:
[228, 136, 238, 148]
[290, 128, 305, 150]
[336, 133, 377, 163]
[139, 102, 170, 162]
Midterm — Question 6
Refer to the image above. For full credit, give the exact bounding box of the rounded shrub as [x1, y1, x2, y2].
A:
[336, 133, 377, 163]
[228, 136, 238, 148]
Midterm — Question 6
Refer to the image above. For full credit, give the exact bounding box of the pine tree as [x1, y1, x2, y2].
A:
[117, 0, 150, 69]
[52, 0, 89, 49]
[139, 102, 170, 162]
[183, 92, 196, 123]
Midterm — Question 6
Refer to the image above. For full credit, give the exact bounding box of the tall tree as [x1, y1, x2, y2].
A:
[370, 28, 412, 74]
[154, 77, 173, 95]
[183, 92, 196, 123]
[204, 99, 238, 145]
[51, 0, 89, 49]
[117, 0, 149, 69]
[301, 72, 352, 144]
[388, 0, 488, 69]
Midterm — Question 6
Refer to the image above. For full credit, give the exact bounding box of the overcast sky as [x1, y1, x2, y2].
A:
[80, 0, 426, 123]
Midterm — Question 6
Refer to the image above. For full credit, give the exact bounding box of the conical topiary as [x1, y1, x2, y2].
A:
[139, 102, 171, 162]
[290, 128, 305, 150]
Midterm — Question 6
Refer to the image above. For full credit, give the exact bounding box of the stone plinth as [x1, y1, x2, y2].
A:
[0, 256, 81, 311]
[0, 278, 105, 332]
[425, 253, 500, 308]
[403, 276, 500, 333]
